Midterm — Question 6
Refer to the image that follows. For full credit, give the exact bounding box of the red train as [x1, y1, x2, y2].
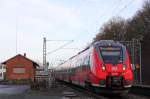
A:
[55, 40, 133, 94]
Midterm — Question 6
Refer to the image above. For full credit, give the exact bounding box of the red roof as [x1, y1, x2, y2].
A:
[2, 54, 39, 68]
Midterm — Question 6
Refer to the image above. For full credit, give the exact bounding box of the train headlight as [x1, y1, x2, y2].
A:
[102, 64, 106, 71]
[123, 64, 126, 71]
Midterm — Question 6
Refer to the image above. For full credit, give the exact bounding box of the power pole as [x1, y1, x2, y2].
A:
[139, 42, 142, 84]
[43, 37, 47, 73]
[43, 38, 74, 72]
[43, 37, 74, 88]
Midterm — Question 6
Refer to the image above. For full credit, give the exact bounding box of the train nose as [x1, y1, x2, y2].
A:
[106, 76, 123, 89]
[106, 64, 123, 74]
[123, 80, 133, 88]
[108, 67, 121, 76]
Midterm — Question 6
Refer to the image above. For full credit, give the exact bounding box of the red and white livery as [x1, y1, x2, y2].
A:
[55, 40, 133, 94]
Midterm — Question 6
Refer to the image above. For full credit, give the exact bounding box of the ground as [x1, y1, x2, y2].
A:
[0, 84, 149, 99]
[0, 84, 95, 99]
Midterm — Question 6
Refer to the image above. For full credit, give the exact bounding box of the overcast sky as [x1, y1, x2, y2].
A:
[0, 0, 144, 67]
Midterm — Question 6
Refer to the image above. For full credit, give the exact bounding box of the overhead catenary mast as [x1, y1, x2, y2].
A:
[16, 16, 18, 54]
[43, 37, 47, 73]
[43, 37, 74, 73]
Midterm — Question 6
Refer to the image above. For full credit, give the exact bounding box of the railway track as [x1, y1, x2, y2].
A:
[130, 85, 150, 96]
[59, 81, 150, 99]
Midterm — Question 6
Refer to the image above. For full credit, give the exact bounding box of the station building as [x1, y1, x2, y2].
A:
[2, 54, 39, 82]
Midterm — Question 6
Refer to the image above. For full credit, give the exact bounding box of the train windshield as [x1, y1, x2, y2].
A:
[99, 47, 123, 64]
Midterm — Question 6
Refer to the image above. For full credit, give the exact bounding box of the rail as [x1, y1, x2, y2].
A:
[130, 85, 150, 96]
[58, 80, 133, 99]
[58, 80, 107, 99]
[58, 80, 150, 99]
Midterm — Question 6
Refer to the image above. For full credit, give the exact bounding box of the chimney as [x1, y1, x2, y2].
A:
[24, 53, 26, 57]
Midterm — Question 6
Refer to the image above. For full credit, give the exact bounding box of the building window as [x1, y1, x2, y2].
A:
[3, 65, 6, 69]
[13, 68, 25, 74]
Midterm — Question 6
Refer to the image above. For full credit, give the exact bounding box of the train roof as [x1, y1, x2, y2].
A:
[67, 40, 124, 60]
[57, 40, 125, 68]
[93, 40, 124, 47]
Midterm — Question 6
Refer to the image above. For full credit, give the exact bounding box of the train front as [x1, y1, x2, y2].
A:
[92, 41, 133, 94]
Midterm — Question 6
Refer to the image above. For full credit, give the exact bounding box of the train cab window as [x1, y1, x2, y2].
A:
[99, 47, 123, 64]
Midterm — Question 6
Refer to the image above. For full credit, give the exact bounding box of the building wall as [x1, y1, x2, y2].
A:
[5, 55, 35, 81]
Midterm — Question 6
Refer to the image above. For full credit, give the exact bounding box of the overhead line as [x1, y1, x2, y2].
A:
[46, 40, 73, 42]
[95, 0, 124, 26]
[46, 40, 74, 55]
[97, 0, 135, 22]
[115, 0, 135, 16]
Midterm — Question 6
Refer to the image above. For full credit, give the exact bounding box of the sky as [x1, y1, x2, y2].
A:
[0, 0, 144, 67]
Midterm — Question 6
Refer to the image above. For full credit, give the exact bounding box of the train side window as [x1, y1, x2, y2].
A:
[87, 56, 90, 68]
